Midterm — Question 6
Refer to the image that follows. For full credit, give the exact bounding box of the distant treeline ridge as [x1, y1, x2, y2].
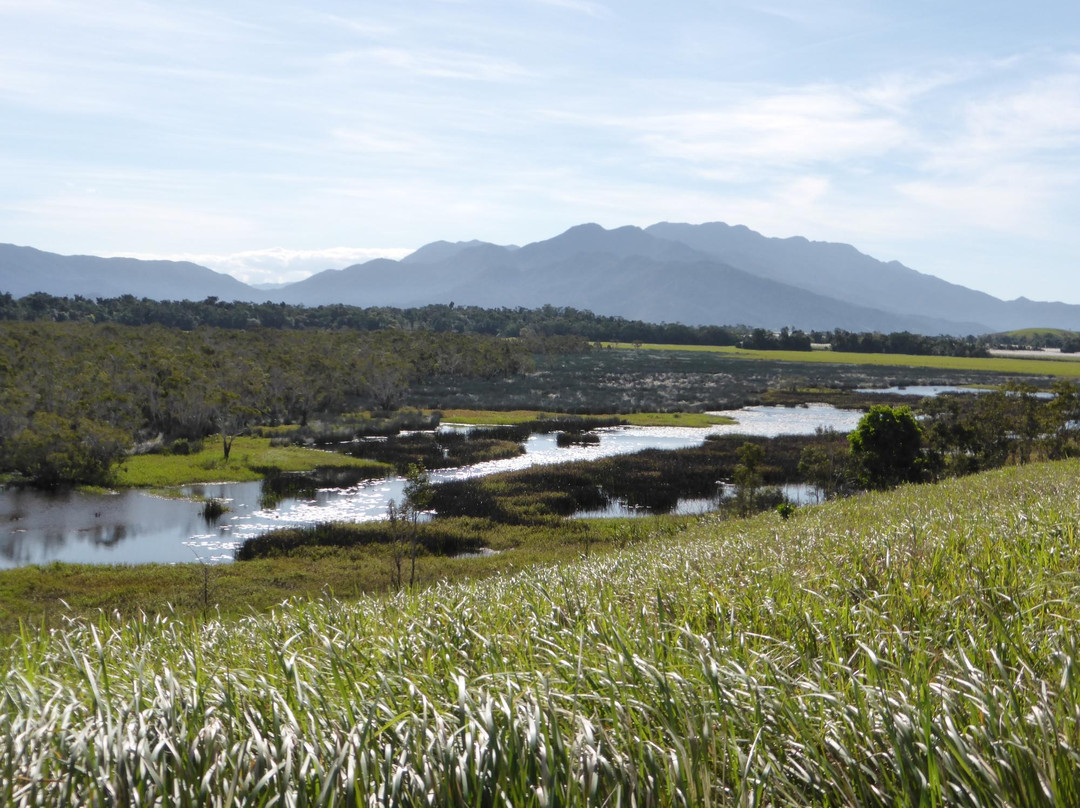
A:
[1, 292, 990, 356]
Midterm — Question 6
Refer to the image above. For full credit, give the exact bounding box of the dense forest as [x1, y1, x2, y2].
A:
[0, 322, 537, 485]
[0, 293, 744, 345]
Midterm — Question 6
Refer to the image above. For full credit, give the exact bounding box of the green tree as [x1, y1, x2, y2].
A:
[798, 437, 849, 501]
[401, 463, 433, 587]
[849, 405, 923, 489]
[1005, 381, 1042, 464]
[1041, 381, 1080, 459]
[732, 441, 764, 515]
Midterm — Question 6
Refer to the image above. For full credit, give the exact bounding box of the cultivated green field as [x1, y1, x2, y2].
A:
[5, 460, 1080, 805]
[606, 342, 1080, 377]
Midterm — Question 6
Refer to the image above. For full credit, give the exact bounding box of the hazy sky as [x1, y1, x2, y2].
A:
[1, 1, 1078, 301]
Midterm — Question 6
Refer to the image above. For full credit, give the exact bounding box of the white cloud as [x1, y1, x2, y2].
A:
[912, 71, 1080, 172]
[108, 247, 414, 285]
[584, 86, 909, 178]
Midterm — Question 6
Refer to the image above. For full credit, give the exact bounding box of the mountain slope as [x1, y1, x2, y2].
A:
[280, 226, 988, 333]
[3, 223, 1078, 335]
[645, 222, 1076, 332]
[0, 244, 268, 302]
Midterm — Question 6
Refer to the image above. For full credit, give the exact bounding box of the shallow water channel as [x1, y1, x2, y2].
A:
[0, 404, 862, 568]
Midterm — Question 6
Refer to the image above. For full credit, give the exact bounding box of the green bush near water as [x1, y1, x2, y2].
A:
[5, 460, 1080, 804]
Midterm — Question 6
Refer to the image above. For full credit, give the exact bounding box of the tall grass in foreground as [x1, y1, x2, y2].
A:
[5, 461, 1080, 805]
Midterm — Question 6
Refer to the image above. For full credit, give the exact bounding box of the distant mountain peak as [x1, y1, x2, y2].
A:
[3, 225, 1079, 334]
[401, 239, 494, 265]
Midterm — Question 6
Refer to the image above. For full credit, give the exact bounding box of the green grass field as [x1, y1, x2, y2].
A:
[114, 436, 391, 487]
[605, 342, 1080, 377]
[435, 408, 736, 427]
[5, 459, 1080, 804]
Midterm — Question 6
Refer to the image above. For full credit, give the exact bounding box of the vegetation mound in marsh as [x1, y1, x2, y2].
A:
[115, 436, 390, 487]
[340, 429, 527, 473]
[5, 459, 1080, 805]
[429, 433, 844, 522]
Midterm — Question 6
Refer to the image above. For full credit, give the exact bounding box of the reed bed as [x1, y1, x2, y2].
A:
[4, 460, 1080, 805]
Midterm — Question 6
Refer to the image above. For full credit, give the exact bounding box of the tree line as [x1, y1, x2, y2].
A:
[817, 329, 989, 357]
[0, 294, 745, 345]
[0, 293, 1005, 356]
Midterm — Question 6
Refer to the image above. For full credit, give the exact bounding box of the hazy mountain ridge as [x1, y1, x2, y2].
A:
[0, 243, 270, 302]
[643, 222, 1020, 329]
[2, 222, 1078, 334]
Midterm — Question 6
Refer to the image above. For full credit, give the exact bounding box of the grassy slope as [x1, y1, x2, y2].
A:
[4, 460, 1080, 804]
[606, 342, 1080, 375]
[436, 408, 736, 427]
[114, 436, 391, 487]
[999, 327, 1077, 338]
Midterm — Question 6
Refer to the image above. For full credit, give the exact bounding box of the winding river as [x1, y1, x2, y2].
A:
[0, 404, 862, 568]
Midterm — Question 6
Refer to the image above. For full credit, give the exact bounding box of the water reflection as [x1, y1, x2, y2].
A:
[858, 385, 991, 397]
[572, 482, 825, 519]
[0, 404, 863, 568]
[859, 385, 1053, 399]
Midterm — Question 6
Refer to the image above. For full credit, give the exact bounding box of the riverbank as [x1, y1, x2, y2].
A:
[0, 515, 688, 634]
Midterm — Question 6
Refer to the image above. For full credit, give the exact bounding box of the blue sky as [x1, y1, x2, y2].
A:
[1, 1, 1078, 303]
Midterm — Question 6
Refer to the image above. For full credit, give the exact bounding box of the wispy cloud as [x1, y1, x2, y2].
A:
[526, 0, 611, 19]
[112, 247, 413, 285]
[326, 46, 535, 82]
[605, 87, 909, 173]
[7, 196, 259, 250]
[316, 13, 397, 38]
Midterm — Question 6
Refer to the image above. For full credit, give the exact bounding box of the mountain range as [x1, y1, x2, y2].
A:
[2, 222, 1077, 335]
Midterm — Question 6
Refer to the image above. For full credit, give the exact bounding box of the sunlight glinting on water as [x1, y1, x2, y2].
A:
[223, 405, 863, 545]
[1, 404, 863, 566]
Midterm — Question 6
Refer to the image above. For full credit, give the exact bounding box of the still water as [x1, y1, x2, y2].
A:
[0, 404, 862, 568]
[858, 385, 1053, 399]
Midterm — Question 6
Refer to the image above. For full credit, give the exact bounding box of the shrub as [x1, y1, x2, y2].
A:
[9, 413, 128, 487]
[169, 437, 203, 456]
[849, 404, 923, 489]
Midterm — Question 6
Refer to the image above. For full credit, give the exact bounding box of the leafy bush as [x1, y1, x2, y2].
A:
[8, 413, 128, 486]
[849, 404, 923, 489]
[169, 437, 203, 456]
